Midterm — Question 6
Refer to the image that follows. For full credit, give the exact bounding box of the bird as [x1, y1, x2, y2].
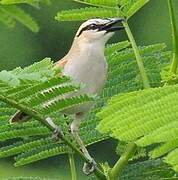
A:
[10, 18, 124, 174]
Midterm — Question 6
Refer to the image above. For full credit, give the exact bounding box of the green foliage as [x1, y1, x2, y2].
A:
[74, 0, 118, 7]
[0, 1, 175, 177]
[0, 0, 51, 32]
[0, 41, 171, 167]
[0, 7, 15, 27]
[125, 0, 149, 19]
[0, 58, 55, 86]
[14, 142, 67, 167]
[100, 159, 177, 180]
[56, 7, 119, 21]
[0, 0, 176, 179]
[56, 0, 150, 21]
[97, 82, 178, 171]
[0, 0, 51, 6]
[120, 159, 177, 180]
[103, 43, 170, 98]
[116, 141, 147, 161]
[0, 5, 39, 32]
[105, 40, 131, 55]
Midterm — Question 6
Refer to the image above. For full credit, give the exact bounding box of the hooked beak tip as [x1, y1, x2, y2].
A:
[103, 18, 125, 32]
[111, 18, 125, 23]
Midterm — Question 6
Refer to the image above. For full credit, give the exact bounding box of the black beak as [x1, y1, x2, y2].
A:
[99, 18, 125, 32]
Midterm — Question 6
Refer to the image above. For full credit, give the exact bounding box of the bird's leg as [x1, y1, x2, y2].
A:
[70, 112, 97, 175]
[45, 117, 63, 141]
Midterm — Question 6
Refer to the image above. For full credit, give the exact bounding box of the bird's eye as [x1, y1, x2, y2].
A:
[89, 24, 97, 29]
[76, 24, 98, 37]
[90, 24, 95, 27]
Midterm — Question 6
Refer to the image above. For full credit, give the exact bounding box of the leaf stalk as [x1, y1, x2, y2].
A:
[109, 143, 137, 180]
[123, 20, 151, 89]
[168, 0, 178, 74]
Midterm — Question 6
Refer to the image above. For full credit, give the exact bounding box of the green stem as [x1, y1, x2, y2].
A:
[68, 152, 77, 180]
[123, 20, 151, 89]
[109, 143, 137, 180]
[0, 94, 106, 180]
[107, 19, 150, 180]
[168, 0, 178, 74]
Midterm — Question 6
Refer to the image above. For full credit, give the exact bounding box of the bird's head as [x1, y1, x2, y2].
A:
[75, 18, 125, 44]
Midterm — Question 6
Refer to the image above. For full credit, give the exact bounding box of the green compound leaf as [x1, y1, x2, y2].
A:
[56, 7, 120, 21]
[0, 138, 53, 158]
[126, 0, 149, 19]
[56, 0, 151, 22]
[0, 6, 15, 28]
[165, 149, 178, 172]
[14, 143, 67, 167]
[105, 41, 131, 55]
[121, 159, 177, 180]
[150, 139, 178, 158]
[0, 0, 51, 31]
[1, 5, 39, 32]
[97, 84, 178, 172]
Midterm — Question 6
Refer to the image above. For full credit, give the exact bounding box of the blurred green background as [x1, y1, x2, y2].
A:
[0, 0, 178, 179]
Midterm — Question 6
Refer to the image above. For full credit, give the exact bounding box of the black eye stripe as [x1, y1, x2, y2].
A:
[77, 24, 99, 37]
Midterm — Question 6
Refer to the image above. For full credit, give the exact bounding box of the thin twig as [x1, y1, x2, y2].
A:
[123, 20, 151, 89]
[109, 143, 137, 180]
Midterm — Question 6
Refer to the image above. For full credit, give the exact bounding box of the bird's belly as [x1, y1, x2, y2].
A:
[62, 57, 107, 114]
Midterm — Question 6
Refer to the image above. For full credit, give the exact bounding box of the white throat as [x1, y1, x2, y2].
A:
[72, 38, 106, 56]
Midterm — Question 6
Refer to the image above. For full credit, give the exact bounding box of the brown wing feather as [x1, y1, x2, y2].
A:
[10, 58, 68, 124]
[55, 58, 68, 68]
[10, 110, 31, 124]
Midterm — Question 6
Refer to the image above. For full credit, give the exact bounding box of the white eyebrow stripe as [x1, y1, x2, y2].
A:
[75, 18, 113, 37]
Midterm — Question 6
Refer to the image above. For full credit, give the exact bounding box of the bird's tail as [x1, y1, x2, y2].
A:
[10, 110, 30, 124]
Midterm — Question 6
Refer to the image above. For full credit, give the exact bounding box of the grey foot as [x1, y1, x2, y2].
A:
[45, 117, 63, 141]
[52, 127, 63, 142]
[82, 158, 97, 175]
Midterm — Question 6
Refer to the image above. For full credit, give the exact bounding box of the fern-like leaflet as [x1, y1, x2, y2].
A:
[0, 0, 51, 32]
[56, 0, 150, 21]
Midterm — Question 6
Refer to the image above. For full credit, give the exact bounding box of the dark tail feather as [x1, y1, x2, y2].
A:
[10, 110, 30, 124]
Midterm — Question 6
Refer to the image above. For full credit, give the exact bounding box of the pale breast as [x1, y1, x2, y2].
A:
[63, 53, 107, 96]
